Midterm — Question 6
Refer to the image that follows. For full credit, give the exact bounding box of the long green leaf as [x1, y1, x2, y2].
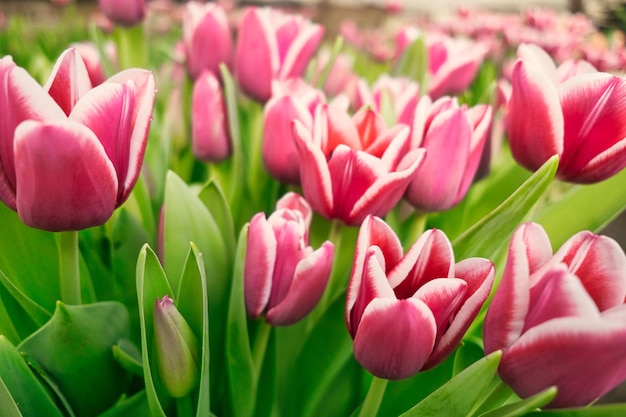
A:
[0, 377, 22, 417]
[400, 351, 502, 417]
[198, 179, 236, 255]
[453, 155, 558, 259]
[526, 403, 626, 416]
[478, 387, 557, 417]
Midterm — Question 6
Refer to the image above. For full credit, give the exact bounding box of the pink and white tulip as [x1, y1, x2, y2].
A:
[191, 70, 231, 162]
[403, 96, 493, 212]
[183, 2, 232, 81]
[244, 192, 334, 325]
[346, 216, 494, 379]
[292, 105, 425, 226]
[234, 7, 324, 102]
[484, 222, 626, 408]
[98, 0, 146, 27]
[506, 43, 626, 183]
[0, 49, 156, 231]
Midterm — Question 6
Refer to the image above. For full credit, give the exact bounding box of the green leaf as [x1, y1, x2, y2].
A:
[225, 225, 256, 417]
[0, 268, 51, 328]
[136, 244, 174, 417]
[18, 302, 132, 417]
[198, 179, 236, 255]
[97, 391, 152, 417]
[400, 351, 502, 417]
[0, 336, 64, 417]
[453, 155, 558, 259]
[0, 377, 23, 417]
[535, 166, 626, 248]
[315, 36, 344, 90]
[394, 36, 428, 88]
[176, 243, 211, 417]
[112, 339, 144, 377]
[478, 387, 557, 417]
[526, 404, 626, 416]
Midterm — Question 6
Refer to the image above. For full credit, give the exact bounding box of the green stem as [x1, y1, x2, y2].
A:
[56, 231, 81, 305]
[252, 320, 272, 378]
[402, 211, 428, 251]
[176, 394, 195, 417]
[357, 376, 388, 417]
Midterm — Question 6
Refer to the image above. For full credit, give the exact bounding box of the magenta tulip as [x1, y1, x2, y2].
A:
[183, 1, 232, 81]
[71, 41, 117, 87]
[346, 216, 494, 379]
[262, 79, 325, 184]
[98, 0, 146, 27]
[234, 7, 324, 102]
[484, 222, 626, 408]
[507, 43, 626, 183]
[403, 96, 493, 212]
[0, 49, 156, 231]
[244, 192, 334, 326]
[191, 70, 231, 162]
[292, 105, 425, 226]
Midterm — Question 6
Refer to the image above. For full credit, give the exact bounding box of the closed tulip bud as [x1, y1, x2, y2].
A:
[292, 105, 425, 225]
[346, 216, 494, 379]
[234, 7, 324, 102]
[183, 2, 232, 80]
[403, 96, 493, 212]
[506, 43, 626, 183]
[153, 296, 200, 398]
[191, 70, 231, 162]
[484, 222, 626, 408]
[244, 192, 334, 325]
[98, 0, 146, 27]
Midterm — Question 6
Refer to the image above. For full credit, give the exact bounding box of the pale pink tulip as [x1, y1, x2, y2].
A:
[346, 216, 494, 379]
[234, 7, 324, 102]
[484, 222, 626, 408]
[98, 0, 146, 27]
[244, 192, 334, 325]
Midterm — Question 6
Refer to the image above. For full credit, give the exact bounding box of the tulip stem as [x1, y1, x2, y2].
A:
[252, 320, 272, 378]
[403, 211, 428, 251]
[57, 230, 81, 305]
[176, 394, 194, 417]
[357, 376, 388, 417]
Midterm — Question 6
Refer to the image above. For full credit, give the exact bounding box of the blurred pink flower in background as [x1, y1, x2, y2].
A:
[98, 0, 146, 27]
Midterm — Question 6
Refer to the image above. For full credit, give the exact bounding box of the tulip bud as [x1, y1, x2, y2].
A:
[98, 0, 146, 27]
[191, 70, 231, 162]
[153, 296, 200, 398]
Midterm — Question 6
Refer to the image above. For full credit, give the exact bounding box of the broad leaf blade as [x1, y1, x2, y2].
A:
[478, 387, 557, 417]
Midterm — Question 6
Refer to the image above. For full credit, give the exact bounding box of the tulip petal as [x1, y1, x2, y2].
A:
[192, 70, 231, 162]
[44, 48, 92, 115]
[552, 231, 626, 311]
[324, 104, 362, 153]
[500, 312, 626, 408]
[353, 297, 436, 380]
[279, 21, 324, 80]
[266, 241, 333, 325]
[14, 120, 118, 231]
[389, 228, 454, 298]
[559, 73, 626, 182]
[235, 8, 278, 102]
[244, 213, 277, 318]
[426, 257, 494, 368]
[507, 59, 563, 172]
[414, 277, 467, 339]
[483, 223, 552, 353]
[292, 120, 334, 219]
[353, 107, 387, 153]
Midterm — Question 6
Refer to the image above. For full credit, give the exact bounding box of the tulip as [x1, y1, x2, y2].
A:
[483, 222, 626, 408]
[191, 70, 231, 163]
[244, 192, 334, 325]
[0, 49, 156, 231]
[352, 75, 420, 122]
[346, 216, 494, 379]
[292, 105, 425, 226]
[71, 41, 118, 87]
[182, 2, 232, 80]
[153, 295, 200, 398]
[403, 96, 493, 212]
[262, 79, 325, 184]
[506, 43, 626, 183]
[234, 7, 324, 102]
[98, 0, 146, 27]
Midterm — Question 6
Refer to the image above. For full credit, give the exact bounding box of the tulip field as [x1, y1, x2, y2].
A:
[3, 0, 626, 416]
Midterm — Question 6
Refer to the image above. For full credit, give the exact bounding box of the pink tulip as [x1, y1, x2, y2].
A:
[98, 0, 146, 27]
[0, 49, 156, 231]
[403, 96, 493, 212]
[244, 192, 334, 326]
[352, 75, 420, 122]
[182, 1, 232, 81]
[292, 105, 425, 226]
[234, 7, 324, 102]
[346, 216, 494, 379]
[262, 79, 325, 184]
[191, 71, 231, 163]
[71, 41, 117, 87]
[484, 222, 626, 408]
[506, 43, 626, 183]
